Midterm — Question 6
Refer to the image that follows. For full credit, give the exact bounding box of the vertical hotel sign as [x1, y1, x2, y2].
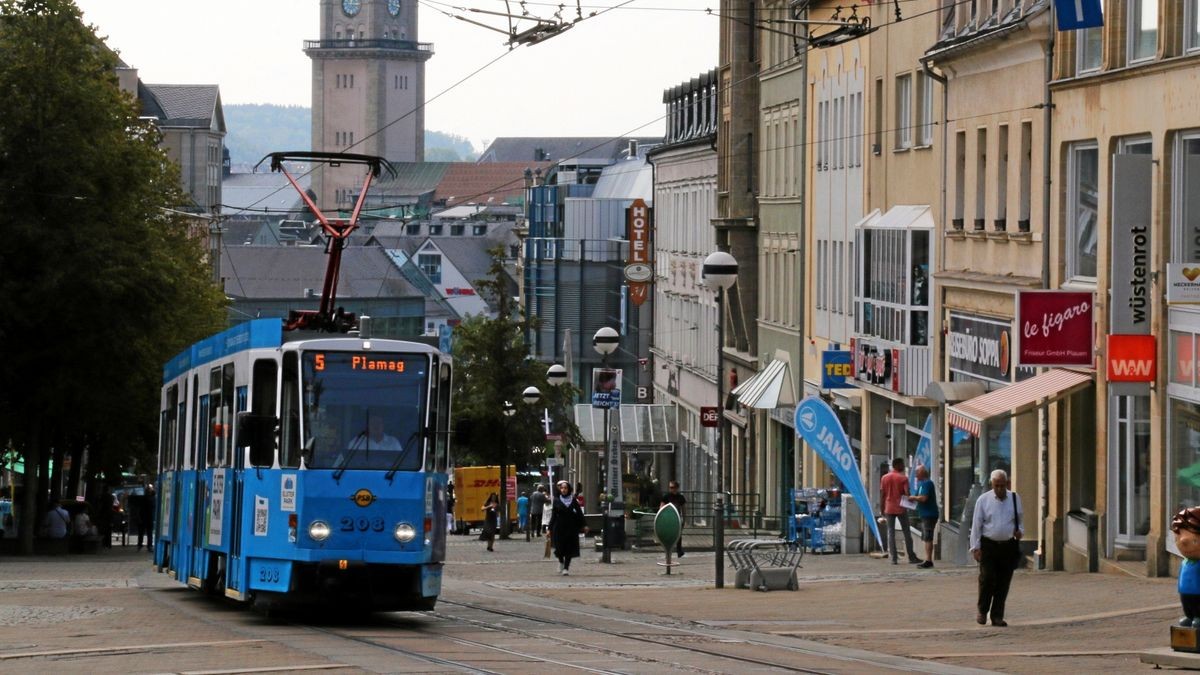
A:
[624, 199, 653, 306]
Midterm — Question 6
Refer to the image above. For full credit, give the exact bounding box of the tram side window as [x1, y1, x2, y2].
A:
[208, 368, 222, 468]
[190, 374, 200, 469]
[434, 363, 451, 472]
[250, 359, 278, 468]
[280, 352, 301, 468]
[161, 385, 178, 471]
[222, 364, 235, 467]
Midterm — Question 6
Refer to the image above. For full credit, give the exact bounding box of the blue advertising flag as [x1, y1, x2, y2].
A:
[910, 414, 934, 494]
[1054, 0, 1103, 30]
[794, 396, 882, 547]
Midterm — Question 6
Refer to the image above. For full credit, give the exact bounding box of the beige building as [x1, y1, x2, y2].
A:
[1048, 0, 1200, 577]
[308, 0, 431, 208]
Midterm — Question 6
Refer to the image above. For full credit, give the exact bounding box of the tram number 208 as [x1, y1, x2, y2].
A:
[340, 516, 385, 532]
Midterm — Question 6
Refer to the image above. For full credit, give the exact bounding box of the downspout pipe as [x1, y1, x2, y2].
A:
[1038, 8, 1056, 572]
[921, 56, 949, 525]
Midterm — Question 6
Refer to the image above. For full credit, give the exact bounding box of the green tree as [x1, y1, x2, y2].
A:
[0, 0, 226, 553]
[452, 249, 579, 536]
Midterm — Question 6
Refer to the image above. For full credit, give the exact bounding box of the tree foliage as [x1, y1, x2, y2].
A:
[451, 251, 579, 530]
[0, 0, 226, 551]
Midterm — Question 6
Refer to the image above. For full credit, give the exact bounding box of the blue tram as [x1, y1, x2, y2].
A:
[154, 318, 452, 611]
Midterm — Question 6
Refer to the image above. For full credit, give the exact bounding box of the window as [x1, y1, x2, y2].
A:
[895, 74, 913, 149]
[917, 72, 934, 146]
[418, 253, 442, 283]
[1173, 132, 1200, 262]
[1129, 0, 1158, 63]
[450, 224, 464, 236]
[996, 124, 1009, 230]
[1189, 0, 1200, 52]
[1111, 395, 1151, 545]
[1019, 122, 1032, 231]
[473, 224, 487, 236]
[1078, 27, 1102, 73]
[405, 223, 421, 236]
[954, 130, 966, 229]
[1067, 142, 1099, 280]
[975, 128, 987, 230]
[428, 224, 443, 236]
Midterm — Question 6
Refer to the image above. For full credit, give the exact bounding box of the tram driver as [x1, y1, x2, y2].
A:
[350, 414, 402, 452]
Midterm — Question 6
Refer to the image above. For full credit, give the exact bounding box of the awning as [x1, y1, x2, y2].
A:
[924, 380, 987, 404]
[732, 359, 794, 409]
[573, 404, 679, 452]
[946, 368, 1093, 436]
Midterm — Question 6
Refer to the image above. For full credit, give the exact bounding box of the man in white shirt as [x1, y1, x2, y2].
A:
[349, 415, 402, 452]
[970, 468, 1023, 627]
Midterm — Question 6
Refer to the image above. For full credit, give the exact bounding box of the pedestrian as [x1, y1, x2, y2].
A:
[480, 492, 499, 552]
[970, 469, 1023, 627]
[911, 466, 938, 568]
[549, 480, 587, 575]
[879, 457, 920, 565]
[529, 485, 547, 537]
[93, 486, 113, 548]
[517, 492, 530, 533]
[140, 484, 156, 552]
[446, 482, 456, 533]
[72, 504, 98, 538]
[39, 501, 70, 539]
[659, 480, 687, 558]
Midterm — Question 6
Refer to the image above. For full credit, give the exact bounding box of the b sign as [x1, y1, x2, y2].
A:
[1054, 0, 1103, 30]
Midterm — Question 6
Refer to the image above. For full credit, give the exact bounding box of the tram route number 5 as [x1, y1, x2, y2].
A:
[1052, 0, 1102, 31]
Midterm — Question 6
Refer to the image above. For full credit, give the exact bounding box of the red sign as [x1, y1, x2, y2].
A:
[1173, 333, 1199, 385]
[1017, 291, 1094, 367]
[625, 199, 652, 306]
[1107, 334, 1157, 382]
[700, 406, 720, 427]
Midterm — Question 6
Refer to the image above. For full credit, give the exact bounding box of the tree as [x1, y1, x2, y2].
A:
[451, 249, 579, 536]
[0, 0, 226, 553]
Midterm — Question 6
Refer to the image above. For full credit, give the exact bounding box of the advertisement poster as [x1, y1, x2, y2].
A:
[1017, 291, 1094, 367]
[591, 368, 622, 409]
[208, 468, 225, 547]
[795, 397, 882, 547]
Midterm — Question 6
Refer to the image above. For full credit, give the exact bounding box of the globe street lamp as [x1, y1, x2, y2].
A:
[500, 386, 542, 538]
[593, 326, 620, 564]
[702, 250, 738, 589]
[547, 363, 568, 387]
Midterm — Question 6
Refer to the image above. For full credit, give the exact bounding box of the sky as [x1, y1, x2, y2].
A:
[74, 0, 719, 151]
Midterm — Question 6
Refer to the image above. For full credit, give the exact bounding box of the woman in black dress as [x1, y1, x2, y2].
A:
[548, 481, 588, 575]
[480, 492, 499, 552]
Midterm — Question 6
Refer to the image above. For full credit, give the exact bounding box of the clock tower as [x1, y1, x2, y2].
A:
[307, 0, 432, 208]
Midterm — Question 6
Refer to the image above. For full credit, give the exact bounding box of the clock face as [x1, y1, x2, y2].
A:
[342, 0, 360, 17]
[388, 0, 401, 16]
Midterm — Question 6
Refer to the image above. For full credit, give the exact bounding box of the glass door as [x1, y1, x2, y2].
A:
[1108, 395, 1150, 555]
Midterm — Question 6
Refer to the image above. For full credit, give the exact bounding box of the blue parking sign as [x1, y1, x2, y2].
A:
[1054, 0, 1103, 30]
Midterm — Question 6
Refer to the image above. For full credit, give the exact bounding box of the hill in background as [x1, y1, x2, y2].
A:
[223, 103, 479, 167]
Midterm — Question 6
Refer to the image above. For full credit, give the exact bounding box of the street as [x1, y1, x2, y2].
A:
[0, 533, 1182, 674]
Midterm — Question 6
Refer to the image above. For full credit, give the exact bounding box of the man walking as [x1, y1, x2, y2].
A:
[970, 469, 1023, 627]
[879, 457, 920, 565]
[529, 485, 547, 537]
[660, 481, 687, 558]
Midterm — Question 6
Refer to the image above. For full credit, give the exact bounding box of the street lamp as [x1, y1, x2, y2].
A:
[547, 363, 568, 387]
[500, 387, 541, 538]
[593, 326, 620, 564]
[702, 250, 738, 589]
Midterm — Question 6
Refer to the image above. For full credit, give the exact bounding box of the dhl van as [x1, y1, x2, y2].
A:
[451, 465, 518, 534]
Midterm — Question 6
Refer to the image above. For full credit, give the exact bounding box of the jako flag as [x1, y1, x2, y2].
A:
[910, 414, 934, 494]
[795, 396, 883, 548]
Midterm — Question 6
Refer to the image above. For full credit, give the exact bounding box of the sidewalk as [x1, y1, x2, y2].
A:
[447, 532, 1181, 673]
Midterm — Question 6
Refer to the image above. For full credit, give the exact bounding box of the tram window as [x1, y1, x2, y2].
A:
[222, 364, 235, 468]
[434, 362, 451, 472]
[208, 368, 221, 468]
[162, 385, 178, 471]
[190, 374, 200, 469]
[281, 352, 301, 468]
[249, 359, 278, 468]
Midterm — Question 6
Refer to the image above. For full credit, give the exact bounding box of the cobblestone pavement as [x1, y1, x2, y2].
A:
[0, 533, 1186, 673]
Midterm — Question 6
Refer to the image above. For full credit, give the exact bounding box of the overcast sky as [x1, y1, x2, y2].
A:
[74, 0, 719, 149]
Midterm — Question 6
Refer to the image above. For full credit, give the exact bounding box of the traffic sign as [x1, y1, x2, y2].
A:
[1054, 0, 1103, 30]
[700, 406, 719, 427]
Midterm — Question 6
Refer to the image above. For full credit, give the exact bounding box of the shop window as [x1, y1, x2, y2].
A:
[1067, 142, 1099, 281]
[1170, 398, 1200, 555]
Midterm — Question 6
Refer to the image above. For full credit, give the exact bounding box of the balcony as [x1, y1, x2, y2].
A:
[303, 39, 433, 55]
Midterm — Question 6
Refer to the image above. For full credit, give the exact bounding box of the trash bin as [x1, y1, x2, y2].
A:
[605, 516, 626, 549]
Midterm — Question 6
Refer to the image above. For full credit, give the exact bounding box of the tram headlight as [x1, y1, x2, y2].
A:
[393, 522, 416, 543]
[308, 520, 331, 541]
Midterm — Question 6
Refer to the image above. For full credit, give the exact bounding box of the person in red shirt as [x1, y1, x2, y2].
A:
[879, 457, 920, 565]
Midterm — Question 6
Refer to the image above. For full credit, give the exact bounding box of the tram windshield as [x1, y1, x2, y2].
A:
[301, 351, 428, 472]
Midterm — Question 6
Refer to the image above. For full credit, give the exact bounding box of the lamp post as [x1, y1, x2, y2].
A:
[593, 326, 620, 564]
[529, 363, 569, 542]
[500, 386, 542, 538]
[702, 250, 738, 589]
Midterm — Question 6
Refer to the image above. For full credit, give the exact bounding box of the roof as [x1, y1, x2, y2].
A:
[372, 162, 452, 198]
[140, 84, 225, 131]
[477, 137, 660, 163]
[435, 162, 550, 207]
[591, 156, 654, 201]
[221, 172, 312, 216]
[221, 245, 421, 300]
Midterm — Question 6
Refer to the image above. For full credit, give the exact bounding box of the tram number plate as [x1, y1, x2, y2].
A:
[248, 559, 291, 593]
[339, 516, 385, 532]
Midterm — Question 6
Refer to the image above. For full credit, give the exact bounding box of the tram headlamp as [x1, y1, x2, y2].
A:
[308, 520, 331, 541]
[393, 522, 416, 543]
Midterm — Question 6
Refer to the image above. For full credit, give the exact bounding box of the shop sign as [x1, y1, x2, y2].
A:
[1167, 264, 1200, 304]
[853, 340, 898, 392]
[1173, 333, 1200, 386]
[948, 313, 1012, 384]
[821, 350, 854, 388]
[1017, 291, 1094, 368]
[1106, 334, 1157, 382]
[1110, 154, 1153, 333]
[700, 406, 719, 427]
[795, 396, 882, 547]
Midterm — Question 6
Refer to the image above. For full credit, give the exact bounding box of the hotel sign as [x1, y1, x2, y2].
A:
[625, 199, 652, 306]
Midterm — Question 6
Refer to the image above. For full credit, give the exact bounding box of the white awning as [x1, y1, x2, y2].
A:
[947, 369, 1093, 437]
[732, 359, 794, 409]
